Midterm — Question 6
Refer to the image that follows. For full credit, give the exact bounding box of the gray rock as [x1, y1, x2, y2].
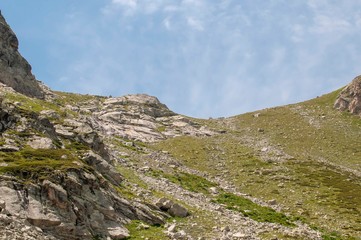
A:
[155, 197, 173, 211]
[27, 136, 55, 149]
[268, 199, 277, 205]
[107, 226, 130, 239]
[335, 75, 361, 116]
[0, 12, 44, 98]
[209, 187, 219, 194]
[167, 223, 177, 233]
[0, 199, 5, 211]
[168, 203, 188, 218]
[233, 232, 246, 238]
[83, 151, 123, 186]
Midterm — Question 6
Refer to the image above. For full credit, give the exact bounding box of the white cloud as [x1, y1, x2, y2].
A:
[112, 0, 137, 8]
[45, 1, 361, 118]
[186, 17, 204, 31]
[163, 17, 171, 30]
[311, 15, 351, 34]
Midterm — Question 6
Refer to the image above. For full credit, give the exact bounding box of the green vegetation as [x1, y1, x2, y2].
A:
[0, 148, 81, 179]
[116, 165, 148, 189]
[53, 91, 105, 106]
[125, 220, 166, 240]
[148, 169, 217, 195]
[4, 92, 62, 114]
[214, 193, 295, 226]
[151, 90, 361, 238]
[156, 125, 167, 133]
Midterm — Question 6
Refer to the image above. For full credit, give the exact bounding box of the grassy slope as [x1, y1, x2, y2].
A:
[154, 89, 361, 239]
[2, 88, 361, 238]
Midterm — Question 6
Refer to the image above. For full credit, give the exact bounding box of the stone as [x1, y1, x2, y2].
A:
[173, 230, 187, 239]
[233, 232, 246, 238]
[261, 147, 268, 152]
[268, 199, 277, 205]
[27, 136, 55, 149]
[107, 226, 130, 239]
[83, 151, 123, 185]
[0, 199, 5, 211]
[168, 203, 188, 218]
[221, 226, 230, 232]
[209, 187, 219, 194]
[40, 110, 60, 119]
[167, 223, 177, 233]
[155, 197, 173, 211]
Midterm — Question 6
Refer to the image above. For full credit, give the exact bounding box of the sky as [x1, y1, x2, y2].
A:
[2, 1, 361, 118]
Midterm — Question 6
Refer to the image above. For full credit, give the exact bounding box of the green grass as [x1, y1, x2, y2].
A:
[0, 148, 81, 179]
[213, 193, 295, 227]
[53, 91, 105, 106]
[148, 169, 217, 195]
[116, 165, 148, 189]
[151, 90, 361, 238]
[4, 92, 68, 117]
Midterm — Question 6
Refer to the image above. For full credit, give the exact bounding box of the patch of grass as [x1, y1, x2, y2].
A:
[4, 92, 63, 114]
[213, 193, 295, 227]
[115, 185, 136, 199]
[125, 220, 166, 240]
[321, 231, 347, 240]
[53, 91, 105, 106]
[0, 148, 80, 179]
[156, 125, 167, 133]
[148, 169, 217, 195]
[111, 137, 146, 154]
[116, 165, 148, 189]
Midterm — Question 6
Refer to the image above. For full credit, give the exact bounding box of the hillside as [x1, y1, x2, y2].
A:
[0, 11, 360, 240]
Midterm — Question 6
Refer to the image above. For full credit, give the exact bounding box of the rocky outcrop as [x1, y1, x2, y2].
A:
[0, 169, 165, 240]
[94, 94, 215, 142]
[334, 75, 361, 116]
[0, 11, 44, 98]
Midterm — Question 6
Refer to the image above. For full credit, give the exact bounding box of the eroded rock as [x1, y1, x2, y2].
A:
[335, 76, 361, 116]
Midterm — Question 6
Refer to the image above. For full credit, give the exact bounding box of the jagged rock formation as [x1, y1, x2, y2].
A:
[0, 11, 44, 99]
[334, 75, 361, 116]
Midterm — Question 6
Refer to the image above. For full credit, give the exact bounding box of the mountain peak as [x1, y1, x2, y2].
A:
[0, 11, 44, 98]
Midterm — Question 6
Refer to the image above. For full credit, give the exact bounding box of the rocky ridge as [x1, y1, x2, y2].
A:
[0, 11, 44, 99]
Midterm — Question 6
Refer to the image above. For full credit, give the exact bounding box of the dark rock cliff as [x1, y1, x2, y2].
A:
[0, 11, 44, 98]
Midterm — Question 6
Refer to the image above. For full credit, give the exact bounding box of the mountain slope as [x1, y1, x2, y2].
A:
[0, 11, 360, 240]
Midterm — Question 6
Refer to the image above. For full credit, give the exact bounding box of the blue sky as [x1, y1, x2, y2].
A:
[2, 1, 361, 118]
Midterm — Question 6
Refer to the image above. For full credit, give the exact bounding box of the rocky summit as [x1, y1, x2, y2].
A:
[0, 11, 361, 240]
[0, 11, 44, 99]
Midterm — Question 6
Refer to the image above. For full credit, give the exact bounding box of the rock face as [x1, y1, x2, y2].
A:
[0, 11, 44, 98]
[92, 94, 215, 142]
[334, 75, 361, 116]
[0, 169, 164, 240]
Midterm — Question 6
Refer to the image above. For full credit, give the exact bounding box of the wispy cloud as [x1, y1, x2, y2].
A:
[186, 17, 204, 31]
[29, 0, 361, 118]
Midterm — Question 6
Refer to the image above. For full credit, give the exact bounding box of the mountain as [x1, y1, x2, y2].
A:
[0, 11, 360, 240]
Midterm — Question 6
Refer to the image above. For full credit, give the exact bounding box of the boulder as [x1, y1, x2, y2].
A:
[168, 203, 188, 218]
[107, 226, 130, 239]
[155, 198, 188, 218]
